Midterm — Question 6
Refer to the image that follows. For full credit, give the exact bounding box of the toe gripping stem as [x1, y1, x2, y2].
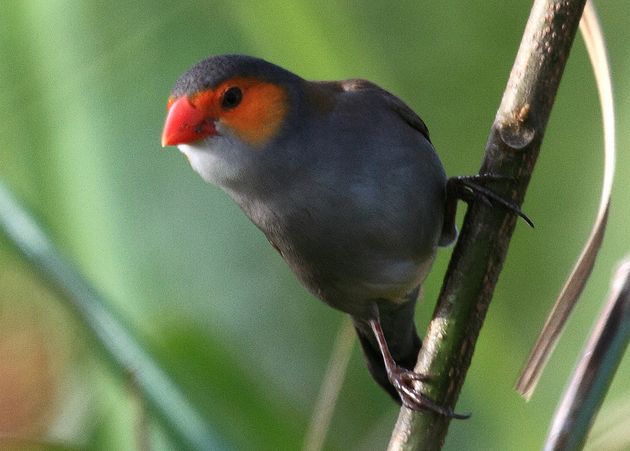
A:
[446, 174, 534, 229]
[368, 314, 470, 420]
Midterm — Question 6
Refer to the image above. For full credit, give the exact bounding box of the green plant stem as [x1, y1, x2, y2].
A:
[0, 182, 228, 451]
[388, 0, 587, 449]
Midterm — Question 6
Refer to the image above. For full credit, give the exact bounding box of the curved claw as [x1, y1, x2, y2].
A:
[447, 175, 535, 228]
[390, 368, 471, 420]
[397, 369, 431, 383]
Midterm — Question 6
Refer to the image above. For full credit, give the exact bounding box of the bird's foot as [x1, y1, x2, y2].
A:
[447, 174, 534, 228]
[388, 366, 471, 420]
[368, 316, 470, 419]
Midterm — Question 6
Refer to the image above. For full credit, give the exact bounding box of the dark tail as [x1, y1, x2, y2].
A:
[352, 292, 421, 403]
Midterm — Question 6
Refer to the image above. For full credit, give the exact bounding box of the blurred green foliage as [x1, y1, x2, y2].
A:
[1, 1, 629, 449]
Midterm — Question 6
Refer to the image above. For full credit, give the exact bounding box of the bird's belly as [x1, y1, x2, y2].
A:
[243, 182, 444, 316]
[357, 254, 435, 300]
[281, 240, 437, 316]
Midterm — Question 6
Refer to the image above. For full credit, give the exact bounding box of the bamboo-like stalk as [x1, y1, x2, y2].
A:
[388, 0, 587, 449]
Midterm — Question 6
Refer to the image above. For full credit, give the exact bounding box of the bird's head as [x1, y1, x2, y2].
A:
[161, 55, 303, 187]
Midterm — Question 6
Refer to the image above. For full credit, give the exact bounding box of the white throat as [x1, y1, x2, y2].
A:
[177, 132, 252, 188]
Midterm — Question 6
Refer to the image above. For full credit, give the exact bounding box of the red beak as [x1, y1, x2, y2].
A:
[161, 97, 217, 147]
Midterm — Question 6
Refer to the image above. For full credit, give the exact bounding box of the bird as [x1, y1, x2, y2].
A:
[161, 54, 528, 418]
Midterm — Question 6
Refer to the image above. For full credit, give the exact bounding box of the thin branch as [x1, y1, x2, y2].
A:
[0, 182, 227, 451]
[544, 257, 630, 451]
[388, 0, 587, 449]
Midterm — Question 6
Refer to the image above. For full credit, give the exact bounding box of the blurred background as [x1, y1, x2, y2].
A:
[1, 1, 629, 449]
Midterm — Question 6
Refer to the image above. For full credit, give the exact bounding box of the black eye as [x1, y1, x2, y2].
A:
[222, 86, 242, 109]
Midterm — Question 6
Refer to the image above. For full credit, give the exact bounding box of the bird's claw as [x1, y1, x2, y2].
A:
[389, 367, 470, 420]
[447, 174, 534, 228]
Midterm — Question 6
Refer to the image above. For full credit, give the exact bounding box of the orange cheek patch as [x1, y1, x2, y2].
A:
[219, 78, 289, 148]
